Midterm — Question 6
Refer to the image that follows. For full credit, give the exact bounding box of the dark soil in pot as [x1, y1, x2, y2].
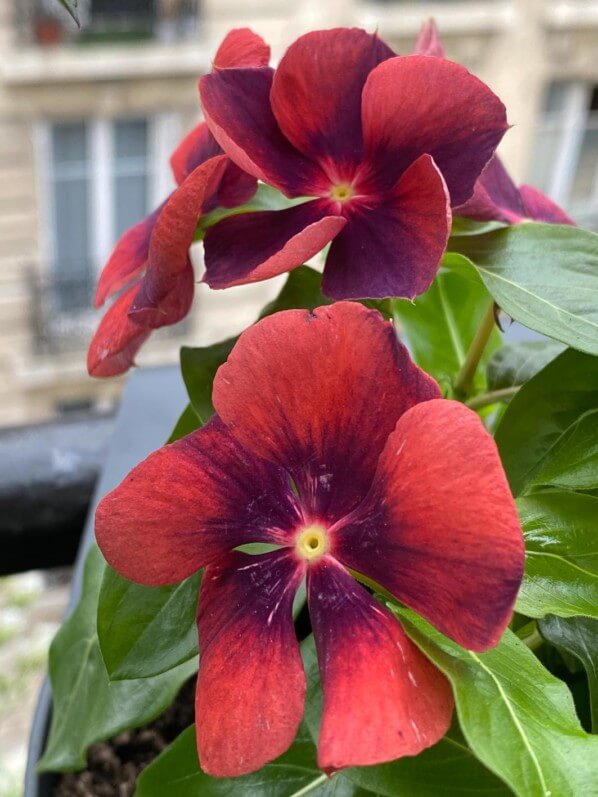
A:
[54, 678, 195, 796]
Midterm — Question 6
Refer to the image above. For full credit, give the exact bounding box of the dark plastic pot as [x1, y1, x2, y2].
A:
[24, 366, 189, 796]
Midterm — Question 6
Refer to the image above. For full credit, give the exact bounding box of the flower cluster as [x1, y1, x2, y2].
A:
[93, 22, 529, 780]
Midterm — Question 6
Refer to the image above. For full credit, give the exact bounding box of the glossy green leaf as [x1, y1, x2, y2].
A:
[180, 338, 236, 424]
[302, 637, 511, 797]
[452, 223, 598, 355]
[487, 341, 564, 391]
[495, 348, 598, 495]
[393, 270, 501, 388]
[450, 218, 507, 236]
[516, 492, 598, 619]
[395, 608, 598, 797]
[181, 266, 329, 423]
[136, 724, 366, 797]
[168, 402, 202, 442]
[38, 546, 197, 772]
[527, 409, 598, 491]
[97, 568, 200, 680]
[539, 615, 598, 731]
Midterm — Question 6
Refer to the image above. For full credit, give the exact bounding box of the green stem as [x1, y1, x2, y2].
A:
[453, 301, 497, 398]
[520, 628, 544, 652]
[466, 386, 521, 411]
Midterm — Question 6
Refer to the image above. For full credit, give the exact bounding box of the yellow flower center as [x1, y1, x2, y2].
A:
[330, 183, 355, 203]
[295, 524, 329, 562]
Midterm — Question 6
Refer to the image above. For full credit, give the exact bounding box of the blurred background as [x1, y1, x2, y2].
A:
[1, 0, 597, 794]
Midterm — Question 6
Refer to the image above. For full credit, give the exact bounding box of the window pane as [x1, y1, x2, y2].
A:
[51, 122, 92, 311]
[527, 126, 563, 195]
[113, 118, 149, 239]
[569, 124, 598, 204]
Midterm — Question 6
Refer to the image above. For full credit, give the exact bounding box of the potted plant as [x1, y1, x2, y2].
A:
[29, 21, 598, 797]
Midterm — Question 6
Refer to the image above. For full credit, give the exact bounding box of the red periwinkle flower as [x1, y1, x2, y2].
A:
[95, 302, 525, 777]
[416, 20, 574, 226]
[87, 29, 268, 378]
[199, 28, 508, 300]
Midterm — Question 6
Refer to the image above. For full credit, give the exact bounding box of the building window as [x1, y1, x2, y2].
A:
[33, 114, 177, 352]
[528, 82, 598, 229]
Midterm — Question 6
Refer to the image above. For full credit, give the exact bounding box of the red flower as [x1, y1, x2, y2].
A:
[199, 28, 508, 300]
[87, 29, 268, 378]
[416, 20, 574, 226]
[95, 302, 524, 776]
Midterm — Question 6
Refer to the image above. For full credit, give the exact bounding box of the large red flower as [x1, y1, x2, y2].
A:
[95, 302, 524, 777]
[416, 20, 574, 226]
[87, 29, 268, 378]
[199, 28, 508, 300]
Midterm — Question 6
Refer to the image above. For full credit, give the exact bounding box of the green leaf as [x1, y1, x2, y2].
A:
[539, 615, 598, 732]
[97, 568, 200, 680]
[450, 217, 507, 237]
[181, 266, 329, 423]
[451, 223, 598, 355]
[58, 0, 79, 24]
[395, 608, 598, 797]
[301, 637, 510, 797]
[393, 270, 501, 388]
[136, 724, 366, 797]
[527, 409, 598, 491]
[180, 338, 236, 424]
[487, 341, 565, 391]
[168, 403, 202, 442]
[516, 492, 598, 619]
[38, 545, 197, 772]
[494, 348, 598, 495]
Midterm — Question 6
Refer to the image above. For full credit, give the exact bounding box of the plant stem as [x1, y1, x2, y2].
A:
[466, 386, 521, 411]
[520, 628, 544, 652]
[453, 301, 497, 398]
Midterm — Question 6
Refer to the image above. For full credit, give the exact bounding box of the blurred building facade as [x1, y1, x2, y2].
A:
[0, 0, 597, 426]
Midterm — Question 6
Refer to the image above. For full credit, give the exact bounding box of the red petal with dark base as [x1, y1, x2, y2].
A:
[213, 302, 439, 521]
[131, 260, 195, 330]
[361, 55, 508, 205]
[415, 20, 446, 58]
[197, 550, 305, 777]
[129, 156, 227, 320]
[334, 400, 525, 652]
[200, 67, 328, 196]
[455, 155, 527, 224]
[520, 184, 575, 225]
[308, 557, 453, 772]
[213, 27, 271, 69]
[322, 155, 450, 300]
[94, 205, 163, 307]
[203, 200, 345, 289]
[95, 416, 301, 586]
[270, 28, 394, 175]
[169, 122, 257, 207]
[87, 285, 150, 377]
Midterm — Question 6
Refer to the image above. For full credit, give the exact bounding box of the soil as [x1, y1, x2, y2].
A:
[54, 678, 196, 796]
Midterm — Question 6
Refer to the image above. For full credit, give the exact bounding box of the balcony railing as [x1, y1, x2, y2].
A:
[27, 269, 190, 355]
[17, 0, 200, 46]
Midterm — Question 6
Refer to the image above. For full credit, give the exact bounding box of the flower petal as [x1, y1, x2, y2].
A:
[213, 302, 439, 521]
[213, 27, 270, 69]
[129, 155, 227, 321]
[520, 184, 575, 225]
[169, 122, 257, 206]
[414, 20, 446, 58]
[95, 416, 301, 586]
[455, 155, 526, 224]
[87, 285, 150, 378]
[94, 205, 163, 307]
[322, 154, 450, 300]
[361, 55, 508, 205]
[200, 66, 328, 196]
[131, 260, 195, 330]
[196, 549, 305, 777]
[308, 557, 453, 771]
[334, 400, 525, 652]
[203, 200, 346, 289]
[270, 28, 394, 175]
